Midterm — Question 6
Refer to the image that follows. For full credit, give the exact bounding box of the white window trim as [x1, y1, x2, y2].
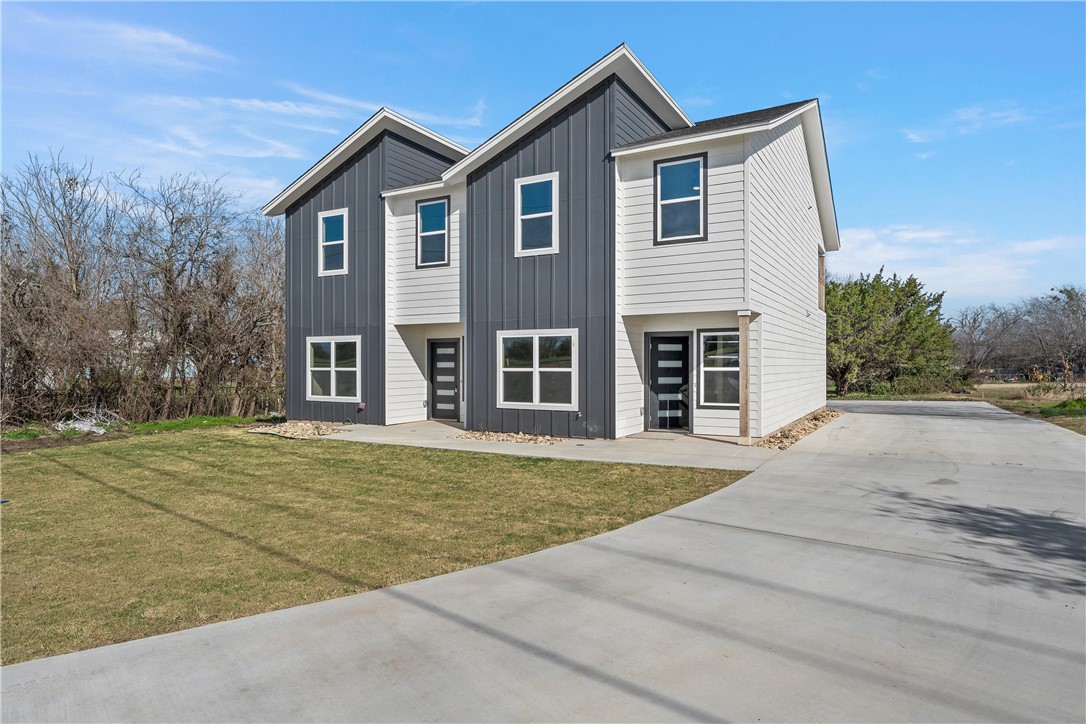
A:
[416, 198, 449, 267]
[496, 328, 578, 411]
[513, 172, 560, 258]
[317, 208, 349, 277]
[698, 329, 740, 408]
[656, 157, 704, 242]
[305, 335, 362, 403]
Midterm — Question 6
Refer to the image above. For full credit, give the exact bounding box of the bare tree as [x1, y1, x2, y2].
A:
[2, 152, 285, 425]
[951, 304, 1022, 380]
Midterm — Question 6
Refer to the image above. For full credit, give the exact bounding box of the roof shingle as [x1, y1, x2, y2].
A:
[616, 99, 816, 150]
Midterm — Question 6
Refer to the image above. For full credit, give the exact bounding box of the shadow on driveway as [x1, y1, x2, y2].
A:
[875, 489, 1086, 596]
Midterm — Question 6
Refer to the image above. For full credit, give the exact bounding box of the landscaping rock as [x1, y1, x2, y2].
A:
[452, 430, 564, 445]
[248, 421, 343, 439]
[754, 407, 844, 450]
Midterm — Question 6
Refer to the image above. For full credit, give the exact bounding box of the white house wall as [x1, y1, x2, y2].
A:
[747, 117, 826, 437]
[615, 311, 752, 438]
[385, 322, 465, 425]
[616, 138, 746, 315]
[388, 185, 464, 325]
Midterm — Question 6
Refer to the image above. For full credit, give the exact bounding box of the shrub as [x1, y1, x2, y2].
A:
[1025, 381, 1062, 398]
[1041, 397, 1086, 417]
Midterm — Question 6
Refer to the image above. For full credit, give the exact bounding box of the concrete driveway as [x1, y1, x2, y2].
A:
[4, 401, 1084, 722]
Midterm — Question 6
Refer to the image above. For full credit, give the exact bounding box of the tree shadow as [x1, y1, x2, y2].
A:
[36, 455, 726, 722]
[875, 489, 1086, 596]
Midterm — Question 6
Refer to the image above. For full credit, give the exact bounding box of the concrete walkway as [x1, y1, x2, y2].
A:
[324, 419, 777, 471]
[3, 401, 1084, 722]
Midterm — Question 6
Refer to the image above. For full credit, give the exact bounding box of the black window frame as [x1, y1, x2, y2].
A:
[653, 152, 709, 245]
[415, 195, 451, 269]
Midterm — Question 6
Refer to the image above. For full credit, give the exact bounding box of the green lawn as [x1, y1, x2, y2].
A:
[0, 429, 744, 664]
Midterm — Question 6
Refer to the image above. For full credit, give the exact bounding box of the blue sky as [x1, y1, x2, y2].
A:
[3, 2, 1084, 315]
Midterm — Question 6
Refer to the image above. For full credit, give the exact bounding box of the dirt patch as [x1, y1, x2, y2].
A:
[248, 421, 344, 440]
[452, 430, 564, 445]
[0, 432, 126, 455]
[755, 407, 844, 450]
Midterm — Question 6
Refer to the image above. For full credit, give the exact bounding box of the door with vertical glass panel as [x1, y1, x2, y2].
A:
[647, 335, 690, 430]
[428, 339, 460, 420]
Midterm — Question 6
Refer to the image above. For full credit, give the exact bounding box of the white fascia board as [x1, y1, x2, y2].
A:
[381, 180, 448, 199]
[800, 103, 841, 252]
[611, 102, 814, 158]
[440, 44, 692, 184]
[262, 108, 468, 217]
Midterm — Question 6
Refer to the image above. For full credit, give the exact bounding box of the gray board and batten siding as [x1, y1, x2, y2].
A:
[285, 131, 456, 423]
[464, 75, 670, 439]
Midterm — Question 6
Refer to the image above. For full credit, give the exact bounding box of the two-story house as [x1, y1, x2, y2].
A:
[262, 44, 839, 444]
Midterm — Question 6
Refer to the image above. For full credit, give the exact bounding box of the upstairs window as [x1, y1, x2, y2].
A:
[699, 330, 740, 407]
[318, 209, 348, 276]
[416, 197, 450, 267]
[655, 155, 706, 244]
[514, 172, 559, 257]
[497, 329, 577, 410]
[306, 336, 361, 402]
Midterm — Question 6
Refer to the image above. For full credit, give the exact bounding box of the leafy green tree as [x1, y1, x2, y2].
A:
[826, 269, 957, 395]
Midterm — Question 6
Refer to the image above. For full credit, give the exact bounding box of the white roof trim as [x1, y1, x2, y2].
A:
[440, 44, 692, 184]
[262, 107, 467, 216]
[381, 180, 449, 199]
[800, 103, 841, 252]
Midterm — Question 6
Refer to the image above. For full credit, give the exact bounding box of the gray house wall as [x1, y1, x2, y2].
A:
[285, 131, 455, 423]
[464, 75, 673, 439]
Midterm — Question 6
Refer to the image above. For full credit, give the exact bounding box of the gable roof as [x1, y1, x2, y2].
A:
[612, 99, 840, 252]
[262, 108, 468, 216]
[615, 99, 815, 151]
[433, 44, 691, 186]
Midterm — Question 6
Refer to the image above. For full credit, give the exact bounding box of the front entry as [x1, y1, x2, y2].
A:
[647, 335, 690, 430]
[428, 339, 460, 421]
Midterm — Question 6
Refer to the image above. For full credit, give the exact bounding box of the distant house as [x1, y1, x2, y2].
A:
[262, 44, 839, 444]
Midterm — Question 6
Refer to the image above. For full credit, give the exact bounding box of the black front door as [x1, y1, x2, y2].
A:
[647, 335, 690, 430]
[428, 339, 460, 420]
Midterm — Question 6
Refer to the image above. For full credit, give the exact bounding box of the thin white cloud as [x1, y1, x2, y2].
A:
[141, 95, 344, 118]
[284, 83, 486, 128]
[138, 125, 305, 161]
[9, 7, 231, 70]
[902, 102, 1034, 144]
[830, 225, 1082, 302]
[681, 96, 716, 110]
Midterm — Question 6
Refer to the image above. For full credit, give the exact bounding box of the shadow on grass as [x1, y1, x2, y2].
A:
[36, 454, 724, 722]
[875, 489, 1086, 596]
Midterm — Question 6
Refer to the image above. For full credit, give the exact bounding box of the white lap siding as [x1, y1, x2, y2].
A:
[617, 138, 746, 315]
[385, 322, 464, 424]
[388, 186, 464, 325]
[614, 311, 749, 438]
[384, 184, 465, 425]
[747, 117, 827, 437]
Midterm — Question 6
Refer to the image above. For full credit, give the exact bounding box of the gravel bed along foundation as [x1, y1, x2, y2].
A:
[755, 408, 844, 450]
[452, 430, 564, 445]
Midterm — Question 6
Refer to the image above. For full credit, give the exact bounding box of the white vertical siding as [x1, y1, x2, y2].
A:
[747, 117, 827, 436]
[388, 185, 464, 325]
[616, 138, 747, 315]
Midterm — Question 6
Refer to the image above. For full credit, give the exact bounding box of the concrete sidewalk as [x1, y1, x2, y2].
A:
[3, 400, 1084, 722]
[324, 419, 777, 471]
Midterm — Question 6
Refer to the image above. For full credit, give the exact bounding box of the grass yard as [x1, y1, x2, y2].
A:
[0, 429, 744, 664]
